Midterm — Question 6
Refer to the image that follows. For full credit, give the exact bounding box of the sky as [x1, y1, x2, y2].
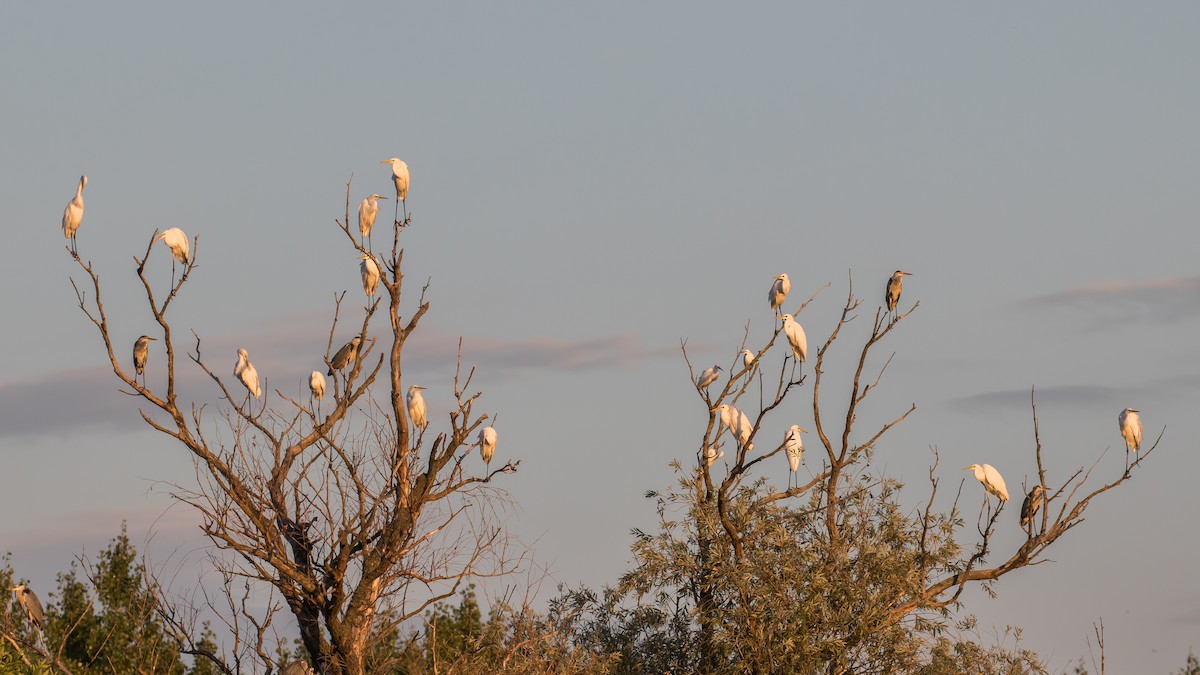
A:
[2, 2, 1199, 671]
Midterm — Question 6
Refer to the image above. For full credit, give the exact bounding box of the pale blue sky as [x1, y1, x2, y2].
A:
[3, 3, 1199, 671]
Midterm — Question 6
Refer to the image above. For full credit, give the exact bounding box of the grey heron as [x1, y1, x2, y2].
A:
[885, 270, 912, 316]
[328, 337, 362, 376]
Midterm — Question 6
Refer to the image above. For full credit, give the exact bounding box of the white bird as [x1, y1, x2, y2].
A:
[479, 426, 497, 466]
[157, 227, 190, 286]
[328, 337, 362, 376]
[964, 463, 1009, 502]
[309, 370, 326, 401]
[784, 424, 806, 474]
[234, 348, 262, 399]
[702, 445, 724, 468]
[777, 314, 808, 363]
[381, 158, 410, 221]
[407, 385, 428, 430]
[10, 584, 45, 631]
[696, 364, 723, 391]
[1119, 407, 1143, 465]
[133, 335, 156, 383]
[358, 193, 388, 249]
[360, 255, 381, 297]
[769, 273, 791, 312]
[885, 270, 912, 315]
[741, 349, 756, 370]
[711, 404, 753, 452]
[1020, 485, 1045, 528]
[62, 175, 87, 253]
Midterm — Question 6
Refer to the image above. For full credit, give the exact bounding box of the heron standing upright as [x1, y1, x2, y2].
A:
[696, 364, 722, 391]
[309, 370, 326, 413]
[358, 193, 388, 249]
[1119, 407, 1143, 468]
[328, 337, 362, 376]
[62, 175, 87, 254]
[777, 314, 808, 366]
[768, 273, 791, 313]
[964, 463, 1009, 503]
[1020, 484, 1045, 529]
[407, 385, 428, 431]
[784, 424, 806, 488]
[479, 426, 497, 467]
[234, 348, 262, 400]
[741, 349, 756, 371]
[133, 335, 156, 385]
[711, 404, 753, 453]
[10, 584, 45, 632]
[360, 255, 380, 297]
[885, 270, 912, 317]
[381, 158, 410, 223]
[157, 227, 190, 287]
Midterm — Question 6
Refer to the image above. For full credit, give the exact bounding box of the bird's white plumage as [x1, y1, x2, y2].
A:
[703, 445, 724, 468]
[157, 227, 190, 264]
[777, 314, 808, 362]
[360, 255, 380, 296]
[784, 424, 805, 473]
[1119, 408, 1142, 453]
[62, 175, 86, 242]
[358, 193, 387, 240]
[769, 273, 791, 311]
[309, 371, 326, 401]
[741, 349, 756, 369]
[479, 426, 497, 465]
[407, 385, 427, 430]
[696, 364, 722, 390]
[712, 404, 753, 452]
[965, 463, 1008, 502]
[382, 158, 410, 201]
[234, 348, 262, 399]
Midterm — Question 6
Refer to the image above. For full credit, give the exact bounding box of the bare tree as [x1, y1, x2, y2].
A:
[67, 176, 520, 675]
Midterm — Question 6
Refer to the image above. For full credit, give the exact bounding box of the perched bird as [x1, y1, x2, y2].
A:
[1020, 485, 1045, 528]
[407, 385, 428, 430]
[885, 270, 912, 315]
[279, 661, 315, 675]
[62, 175, 87, 252]
[768, 273, 791, 312]
[381, 158, 410, 220]
[711, 404, 753, 452]
[358, 193, 388, 248]
[964, 463, 1009, 502]
[328, 337, 363, 376]
[360, 255, 380, 296]
[784, 425, 806, 474]
[741, 349, 756, 370]
[1119, 408, 1143, 463]
[9, 584, 44, 631]
[777, 314, 808, 363]
[479, 426, 497, 466]
[309, 370, 326, 401]
[702, 445, 724, 468]
[133, 335, 156, 381]
[696, 364, 723, 390]
[234, 348, 262, 399]
[157, 227, 190, 264]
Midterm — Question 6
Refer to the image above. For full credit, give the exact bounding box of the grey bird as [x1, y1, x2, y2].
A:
[133, 335, 157, 380]
[10, 584, 45, 631]
[885, 270, 912, 314]
[1020, 485, 1045, 528]
[328, 336, 362, 376]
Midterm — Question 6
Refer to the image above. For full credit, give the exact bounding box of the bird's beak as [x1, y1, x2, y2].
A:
[962, 466, 972, 471]
[148, 337, 158, 341]
[709, 407, 719, 413]
[904, 272, 913, 276]
[797, 426, 807, 433]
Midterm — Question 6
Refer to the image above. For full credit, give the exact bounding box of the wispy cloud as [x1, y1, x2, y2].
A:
[1018, 276, 1200, 326]
[949, 384, 1122, 414]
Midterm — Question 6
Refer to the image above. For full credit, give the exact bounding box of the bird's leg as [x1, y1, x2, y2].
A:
[394, 200, 400, 227]
[171, 259, 177, 289]
[402, 199, 408, 222]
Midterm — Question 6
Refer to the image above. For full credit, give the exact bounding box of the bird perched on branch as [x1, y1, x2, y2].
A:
[329, 337, 362, 376]
[696, 364, 722, 391]
[965, 463, 1008, 502]
[885, 270, 912, 315]
[1020, 485, 1045, 528]
[381, 158, 410, 220]
[358, 193, 388, 249]
[1119, 407, 1142, 464]
[479, 426, 497, 467]
[360, 255, 380, 296]
[309, 371, 326, 401]
[407, 385, 428, 430]
[10, 584, 45, 631]
[768, 273, 791, 312]
[777, 314, 808, 363]
[62, 175, 87, 253]
[785, 424, 806, 488]
[711, 404, 753, 452]
[133, 335, 156, 383]
[741, 349, 756, 371]
[234, 349, 262, 399]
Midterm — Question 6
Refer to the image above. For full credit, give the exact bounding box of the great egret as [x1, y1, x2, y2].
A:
[768, 273, 791, 312]
[479, 426, 497, 466]
[741, 349, 756, 370]
[234, 348, 262, 399]
[358, 193, 388, 249]
[785, 424, 806, 488]
[711, 404, 753, 452]
[309, 370, 326, 401]
[328, 337, 362, 376]
[157, 227, 190, 286]
[381, 158, 410, 222]
[885, 270, 912, 315]
[1119, 407, 1142, 465]
[1020, 485, 1045, 528]
[696, 364, 722, 391]
[62, 175, 87, 253]
[964, 463, 1009, 502]
[9, 584, 44, 631]
[702, 445, 724, 468]
[777, 314, 808, 363]
[360, 255, 380, 297]
[133, 335, 156, 383]
[407, 385, 428, 430]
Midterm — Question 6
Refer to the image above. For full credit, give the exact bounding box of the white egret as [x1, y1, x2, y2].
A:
[234, 348, 262, 399]
[62, 175, 87, 253]
[479, 426, 497, 466]
[784, 424, 806, 480]
[777, 314, 808, 363]
[133, 335, 156, 384]
[381, 158, 410, 222]
[157, 227, 190, 286]
[1020, 485, 1045, 528]
[1119, 407, 1142, 465]
[702, 445, 724, 468]
[407, 385, 428, 430]
[328, 337, 362, 376]
[885, 270, 912, 315]
[358, 193, 388, 249]
[964, 463, 1009, 502]
[711, 404, 753, 452]
[9, 584, 44, 631]
[309, 370, 326, 401]
[768, 273, 791, 312]
[741, 349, 756, 370]
[696, 364, 722, 391]
[360, 255, 380, 296]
